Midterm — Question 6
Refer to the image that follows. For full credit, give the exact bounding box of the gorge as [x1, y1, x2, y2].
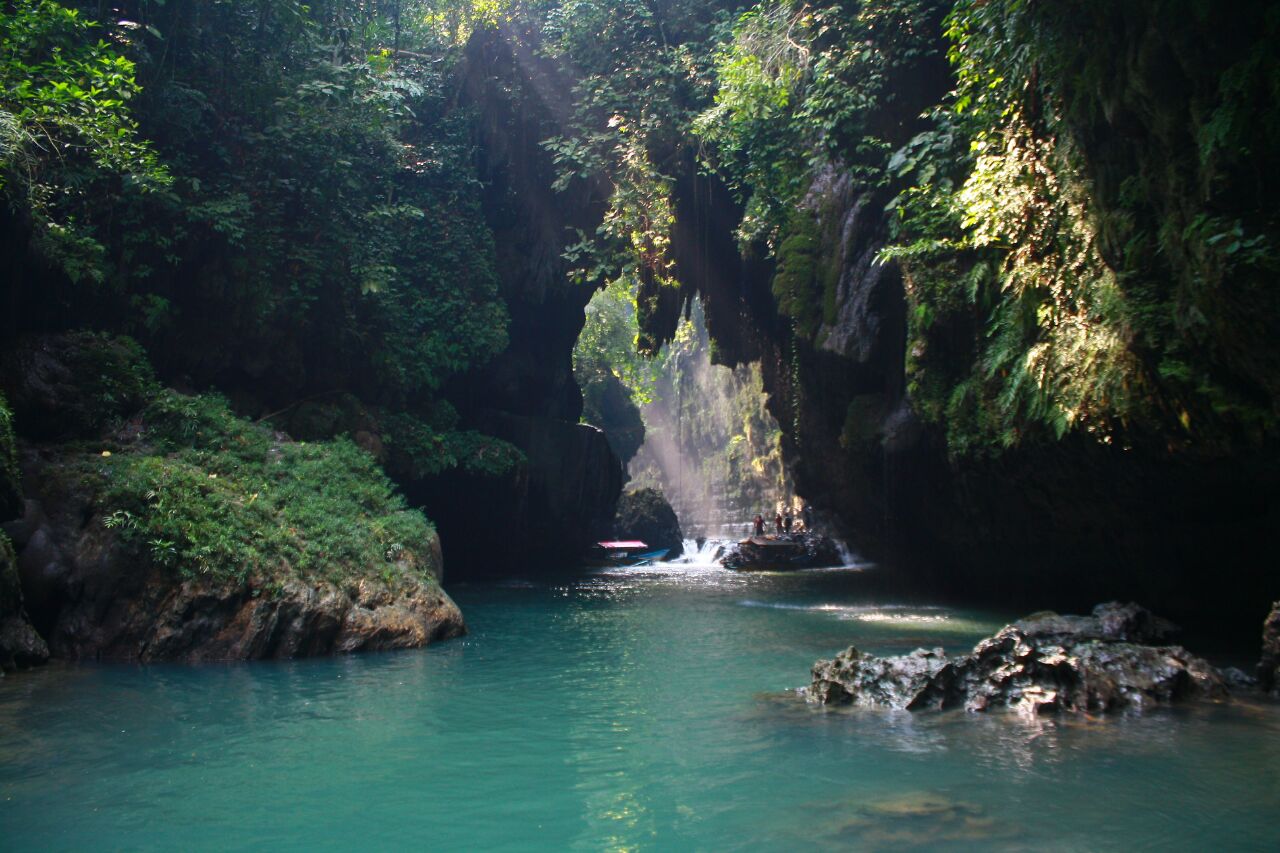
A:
[2, 0, 1279, 848]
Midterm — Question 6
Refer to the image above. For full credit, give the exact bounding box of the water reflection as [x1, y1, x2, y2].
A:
[2, 556, 1279, 851]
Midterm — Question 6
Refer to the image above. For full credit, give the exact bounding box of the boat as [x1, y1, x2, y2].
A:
[586, 540, 671, 567]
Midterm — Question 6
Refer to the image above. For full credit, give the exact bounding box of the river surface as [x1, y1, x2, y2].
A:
[3, 545, 1279, 850]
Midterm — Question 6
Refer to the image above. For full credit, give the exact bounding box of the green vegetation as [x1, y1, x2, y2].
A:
[0, 393, 19, 520]
[881, 0, 1280, 452]
[0, 0, 170, 282]
[3, 1, 524, 494]
[382, 408, 525, 480]
[5, 0, 1277, 564]
[94, 390, 440, 587]
[629, 301, 790, 518]
[561, 0, 1280, 459]
[574, 277, 655, 463]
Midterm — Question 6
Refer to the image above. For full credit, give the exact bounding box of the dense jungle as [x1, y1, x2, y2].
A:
[2, 1, 1279, 849]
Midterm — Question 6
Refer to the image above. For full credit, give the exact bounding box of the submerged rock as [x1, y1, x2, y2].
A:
[830, 792, 1010, 850]
[806, 602, 1229, 714]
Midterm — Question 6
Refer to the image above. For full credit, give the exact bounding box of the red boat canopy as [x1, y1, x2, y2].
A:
[596, 541, 648, 549]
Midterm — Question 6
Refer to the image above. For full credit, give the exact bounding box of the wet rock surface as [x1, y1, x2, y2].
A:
[806, 602, 1230, 714]
[721, 532, 842, 571]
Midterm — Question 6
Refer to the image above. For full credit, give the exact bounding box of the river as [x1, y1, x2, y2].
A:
[2, 544, 1278, 850]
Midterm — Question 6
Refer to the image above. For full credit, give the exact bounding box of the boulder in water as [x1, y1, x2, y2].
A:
[721, 531, 841, 571]
[806, 602, 1229, 714]
[612, 488, 683, 558]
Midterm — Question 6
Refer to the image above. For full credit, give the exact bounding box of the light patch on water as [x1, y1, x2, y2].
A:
[736, 600, 1002, 635]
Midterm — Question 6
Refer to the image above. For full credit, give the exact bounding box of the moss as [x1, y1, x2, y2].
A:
[0, 533, 19, 617]
[53, 332, 159, 432]
[773, 209, 824, 341]
[0, 393, 20, 521]
[87, 390, 441, 587]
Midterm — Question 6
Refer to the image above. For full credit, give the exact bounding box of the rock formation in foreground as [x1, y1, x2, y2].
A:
[805, 602, 1230, 714]
[0, 334, 465, 670]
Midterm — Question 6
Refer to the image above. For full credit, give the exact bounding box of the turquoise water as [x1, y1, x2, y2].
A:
[3, 552, 1279, 851]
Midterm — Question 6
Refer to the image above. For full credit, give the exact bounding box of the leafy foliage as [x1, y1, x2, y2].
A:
[382, 408, 525, 480]
[95, 390, 440, 586]
[882, 0, 1280, 452]
[0, 0, 169, 282]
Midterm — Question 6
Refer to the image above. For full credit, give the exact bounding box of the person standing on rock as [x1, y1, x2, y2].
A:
[774, 511, 784, 534]
[783, 511, 793, 534]
[753, 514, 765, 536]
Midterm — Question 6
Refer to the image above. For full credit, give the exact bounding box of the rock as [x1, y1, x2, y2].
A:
[8, 443, 464, 665]
[721, 531, 841, 571]
[809, 646, 949, 707]
[813, 791, 1012, 849]
[613, 488, 683, 559]
[1259, 601, 1280, 693]
[805, 602, 1229, 714]
[410, 413, 623, 575]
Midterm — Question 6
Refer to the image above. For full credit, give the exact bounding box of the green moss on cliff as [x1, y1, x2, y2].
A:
[0, 393, 20, 521]
[773, 210, 824, 341]
[0, 532, 19, 618]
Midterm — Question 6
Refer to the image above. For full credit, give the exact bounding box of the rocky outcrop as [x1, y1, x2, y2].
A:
[613, 488, 683, 559]
[5, 478, 464, 663]
[1259, 601, 1280, 694]
[806, 603, 1229, 714]
[0, 390, 46, 674]
[721, 532, 842, 571]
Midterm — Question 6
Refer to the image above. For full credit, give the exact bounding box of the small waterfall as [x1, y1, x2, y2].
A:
[670, 537, 730, 565]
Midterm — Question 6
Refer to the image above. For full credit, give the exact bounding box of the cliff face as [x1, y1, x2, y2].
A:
[687, 155, 1279, 634]
[639, 5, 1280, 637]
[406, 31, 623, 576]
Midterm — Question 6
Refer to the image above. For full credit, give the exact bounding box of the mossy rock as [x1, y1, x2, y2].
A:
[0, 393, 20, 521]
[92, 389, 443, 587]
[613, 487, 683, 558]
[0, 332, 158, 440]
